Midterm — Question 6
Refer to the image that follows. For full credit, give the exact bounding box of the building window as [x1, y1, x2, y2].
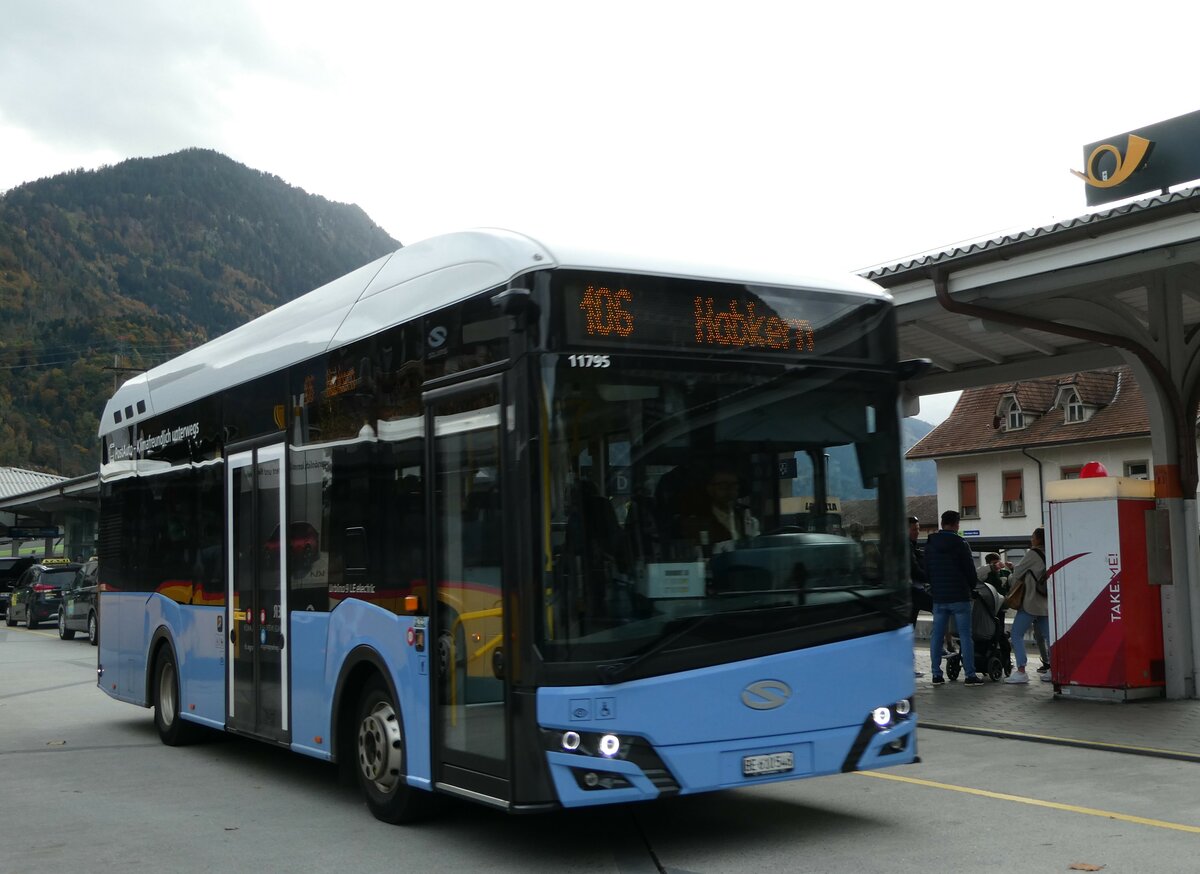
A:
[959, 474, 978, 518]
[1061, 465, 1082, 480]
[1124, 460, 1150, 480]
[1001, 471, 1024, 516]
[1001, 398, 1025, 431]
[1065, 391, 1087, 423]
[997, 395, 1026, 432]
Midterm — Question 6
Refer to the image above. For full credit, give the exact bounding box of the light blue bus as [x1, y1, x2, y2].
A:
[96, 229, 917, 822]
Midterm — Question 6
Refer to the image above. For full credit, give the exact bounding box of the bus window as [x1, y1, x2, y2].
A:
[541, 355, 904, 668]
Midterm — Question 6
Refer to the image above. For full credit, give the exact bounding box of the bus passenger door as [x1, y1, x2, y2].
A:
[428, 380, 510, 802]
[226, 444, 290, 743]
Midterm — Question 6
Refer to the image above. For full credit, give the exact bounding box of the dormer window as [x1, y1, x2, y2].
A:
[1065, 390, 1087, 423]
[998, 395, 1025, 431]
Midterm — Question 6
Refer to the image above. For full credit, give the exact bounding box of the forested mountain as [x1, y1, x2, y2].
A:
[0, 149, 400, 476]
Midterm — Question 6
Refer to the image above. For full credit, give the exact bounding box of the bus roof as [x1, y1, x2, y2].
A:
[99, 228, 889, 438]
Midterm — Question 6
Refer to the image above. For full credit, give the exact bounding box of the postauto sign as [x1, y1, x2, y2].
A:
[1073, 108, 1200, 207]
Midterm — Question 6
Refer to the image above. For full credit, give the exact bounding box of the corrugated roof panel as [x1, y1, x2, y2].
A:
[862, 186, 1200, 280]
[0, 467, 67, 500]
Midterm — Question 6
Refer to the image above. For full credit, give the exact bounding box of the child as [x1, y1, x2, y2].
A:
[977, 552, 1012, 594]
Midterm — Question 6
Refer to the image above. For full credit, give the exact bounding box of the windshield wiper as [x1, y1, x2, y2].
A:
[596, 612, 720, 685]
[803, 586, 908, 624]
[596, 589, 905, 685]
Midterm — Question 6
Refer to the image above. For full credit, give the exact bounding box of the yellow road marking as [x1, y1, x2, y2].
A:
[926, 721, 1200, 761]
[858, 771, 1200, 834]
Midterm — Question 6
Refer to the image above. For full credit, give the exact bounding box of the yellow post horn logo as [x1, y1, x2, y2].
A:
[1071, 134, 1153, 189]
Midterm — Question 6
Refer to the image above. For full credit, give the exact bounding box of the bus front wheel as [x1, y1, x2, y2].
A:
[354, 676, 430, 824]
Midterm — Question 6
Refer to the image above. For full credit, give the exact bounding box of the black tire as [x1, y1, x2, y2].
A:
[4, 608, 14, 627]
[987, 656, 1003, 681]
[153, 646, 203, 746]
[26, 611, 38, 630]
[59, 612, 76, 640]
[88, 612, 99, 647]
[354, 675, 431, 824]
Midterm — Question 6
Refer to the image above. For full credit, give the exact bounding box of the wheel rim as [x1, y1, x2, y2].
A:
[89, 615, 97, 643]
[159, 660, 177, 726]
[357, 700, 402, 792]
[59, 614, 66, 635]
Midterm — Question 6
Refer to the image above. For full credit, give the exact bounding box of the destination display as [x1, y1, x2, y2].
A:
[557, 271, 883, 360]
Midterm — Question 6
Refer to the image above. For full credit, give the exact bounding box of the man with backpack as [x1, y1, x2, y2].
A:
[1003, 527, 1051, 684]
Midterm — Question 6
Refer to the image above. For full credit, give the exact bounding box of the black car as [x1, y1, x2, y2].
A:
[59, 558, 100, 645]
[0, 556, 37, 618]
[5, 559, 80, 629]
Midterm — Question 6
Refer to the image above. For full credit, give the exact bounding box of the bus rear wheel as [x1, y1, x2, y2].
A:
[354, 676, 431, 823]
[153, 646, 203, 746]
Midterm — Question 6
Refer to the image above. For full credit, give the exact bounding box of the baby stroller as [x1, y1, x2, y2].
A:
[946, 581, 1012, 681]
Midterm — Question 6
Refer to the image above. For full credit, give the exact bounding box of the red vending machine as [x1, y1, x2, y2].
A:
[1045, 474, 1164, 701]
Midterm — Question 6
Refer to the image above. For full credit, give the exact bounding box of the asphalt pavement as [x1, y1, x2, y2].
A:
[914, 642, 1200, 762]
[8, 624, 1200, 872]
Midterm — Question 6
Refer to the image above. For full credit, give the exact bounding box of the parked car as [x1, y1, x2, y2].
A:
[59, 557, 100, 645]
[5, 558, 80, 629]
[0, 556, 37, 618]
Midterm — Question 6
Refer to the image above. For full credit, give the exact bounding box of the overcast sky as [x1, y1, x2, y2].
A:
[4, 1, 1199, 425]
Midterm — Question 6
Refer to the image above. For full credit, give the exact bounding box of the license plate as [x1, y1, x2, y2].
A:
[742, 751, 794, 777]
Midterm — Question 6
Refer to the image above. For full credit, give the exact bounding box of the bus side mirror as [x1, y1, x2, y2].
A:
[492, 286, 538, 335]
[898, 358, 932, 419]
[856, 435, 887, 490]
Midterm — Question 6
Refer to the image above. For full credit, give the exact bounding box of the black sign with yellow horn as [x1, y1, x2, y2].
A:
[1074, 109, 1200, 207]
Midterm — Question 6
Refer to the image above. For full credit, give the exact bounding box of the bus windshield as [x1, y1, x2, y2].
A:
[540, 355, 906, 675]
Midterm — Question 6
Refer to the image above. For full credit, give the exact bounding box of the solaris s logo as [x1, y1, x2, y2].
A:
[741, 679, 791, 710]
[1071, 134, 1154, 189]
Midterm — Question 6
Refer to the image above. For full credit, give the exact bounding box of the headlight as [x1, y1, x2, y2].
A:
[598, 734, 621, 758]
[541, 729, 637, 761]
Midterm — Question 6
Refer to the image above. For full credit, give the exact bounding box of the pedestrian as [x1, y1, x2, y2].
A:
[1004, 527, 1051, 683]
[977, 552, 1012, 594]
[925, 509, 986, 686]
[1033, 626, 1052, 676]
[908, 516, 933, 677]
